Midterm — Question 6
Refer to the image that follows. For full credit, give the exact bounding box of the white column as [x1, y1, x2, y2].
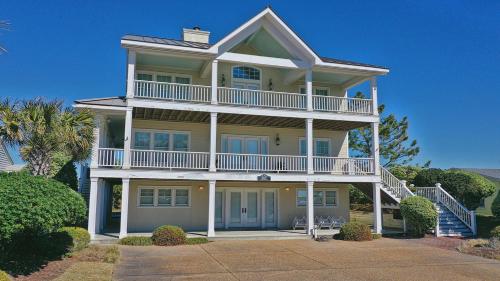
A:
[90, 127, 100, 169]
[373, 182, 382, 234]
[306, 181, 314, 234]
[126, 50, 136, 99]
[123, 107, 133, 169]
[211, 60, 218, 105]
[306, 69, 313, 111]
[207, 180, 216, 237]
[370, 77, 378, 116]
[306, 118, 314, 174]
[209, 112, 217, 172]
[371, 122, 380, 175]
[88, 177, 99, 239]
[119, 178, 130, 238]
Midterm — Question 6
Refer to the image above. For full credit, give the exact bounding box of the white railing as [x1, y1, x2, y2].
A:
[134, 80, 211, 103]
[131, 150, 209, 170]
[216, 153, 306, 172]
[313, 157, 374, 175]
[313, 95, 373, 114]
[380, 167, 414, 200]
[97, 148, 124, 167]
[415, 187, 436, 202]
[218, 87, 306, 110]
[416, 184, 476, 235]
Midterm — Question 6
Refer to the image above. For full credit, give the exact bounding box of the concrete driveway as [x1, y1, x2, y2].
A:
[114, 238, 500, 281]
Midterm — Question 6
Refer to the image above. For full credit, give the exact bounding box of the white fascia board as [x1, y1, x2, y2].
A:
[127, 98, 379, 123]
[121, 39, 216, 56]
[90, 168, 380, 183]
[217, 52, 309, 69]
[73, 104, 128, 112]
[315, 62, 390, 75]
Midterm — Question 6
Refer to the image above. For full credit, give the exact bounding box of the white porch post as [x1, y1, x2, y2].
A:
[306, 118, 314, 174]
[306, 69, 313, 111]
[371, 122, 380, 175]
[123, 107, 133, 169]
[211, 60, 218, 105]
[207, 180, 216, 237]
[88, 177, 99, 239]
[119, 178, 130, 239]
[126, 50, 136, 99]
[306, 181, 314, 234]
[373, 182, 382, 234]
[90, 126, 100, 169]
[209, 112, 217, 172]
[370, 77, 378, 116]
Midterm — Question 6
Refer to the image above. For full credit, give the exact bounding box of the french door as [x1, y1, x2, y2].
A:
[232, 82, 260, 105]
[226, 136, 262, 170]
[222, 188, 277, 229]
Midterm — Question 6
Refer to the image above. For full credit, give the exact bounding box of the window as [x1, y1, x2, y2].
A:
[300, 87, 330, 96]
[299, 138, 331, 156]
[232, 66, 260, 80]
[139, 188, 154, 207]
[137, 73, 153, 81]
[133, 130, 190, 151]
[296, 188, 338, 207]
[136, 71, 191, 84]
[138, 187, 191, 207]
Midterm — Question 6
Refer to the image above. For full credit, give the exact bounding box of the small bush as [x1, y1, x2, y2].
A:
[491, 226, 500, 239]
[400, 196, 437, 237]
[186, 237, 209, 245]
[372, 233, 382, 240]
[58, 227, 90, 253]
[119, 236, 153, 246]
[492, 192, 500, 218]
[338, 222, 372, 241]
[0, 270, 10, 281]
[151, 225, 186, 246]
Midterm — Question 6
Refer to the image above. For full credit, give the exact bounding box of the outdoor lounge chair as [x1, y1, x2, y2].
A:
[317, 216, 336, 229]
[292, 216, 307, 230]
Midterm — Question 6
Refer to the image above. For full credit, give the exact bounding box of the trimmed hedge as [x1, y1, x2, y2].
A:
[0, 172, 87, 243]
[151, 225, 186, 246]
[492, 191, 500, 218]
[58, 227, 90, 253]
[491, 226, 500, 239]
[119, 236, 153, 246]
[338, 222, 372, 241]
[400, 196, 437, 237]
[0, 270, 9, 281]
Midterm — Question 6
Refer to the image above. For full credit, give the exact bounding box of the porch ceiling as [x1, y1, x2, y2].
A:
[133, 108, 367, 130]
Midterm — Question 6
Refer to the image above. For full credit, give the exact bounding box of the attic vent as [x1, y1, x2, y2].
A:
[182, 27, 210, 44]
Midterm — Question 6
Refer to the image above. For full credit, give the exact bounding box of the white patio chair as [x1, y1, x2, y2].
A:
[319, 216, 336, 229]
[292, 216, 307, 230]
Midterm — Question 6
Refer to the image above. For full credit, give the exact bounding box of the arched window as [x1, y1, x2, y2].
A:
[232, 66, 260, 81]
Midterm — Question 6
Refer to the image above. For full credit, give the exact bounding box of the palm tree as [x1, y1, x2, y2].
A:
[0, 98, 95, 176]
[0, 20, 10, 53]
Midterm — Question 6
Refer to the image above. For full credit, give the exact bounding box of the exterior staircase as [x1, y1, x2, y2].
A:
[436, 204, 473, 237]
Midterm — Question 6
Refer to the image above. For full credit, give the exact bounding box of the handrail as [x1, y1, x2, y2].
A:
[134, 80, 211, 103]
[312, 95, 373, 114]
[216, 153, 306, 172]
[380, 167, 414, 200]
[97, 148, 124, 167]
[435, 184, 475, 231]
[131, 149, 209, 170]
[313, 157, 374, 175]
[217, 87, 306, 110]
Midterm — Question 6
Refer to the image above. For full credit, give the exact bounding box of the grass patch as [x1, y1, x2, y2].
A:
[53, 261, 114, 281]
[186, 237, 209, 245]
[77, 245, 120, 264]
[119, 236, 153, 246]
[457, 239, 500, 261]
[476, 215, 500, 238]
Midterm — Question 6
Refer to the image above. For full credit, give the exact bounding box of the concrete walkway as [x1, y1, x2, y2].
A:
[113, 238, 500, 281]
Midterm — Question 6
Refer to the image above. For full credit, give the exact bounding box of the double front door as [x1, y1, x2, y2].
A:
[215, 188, 277, 229]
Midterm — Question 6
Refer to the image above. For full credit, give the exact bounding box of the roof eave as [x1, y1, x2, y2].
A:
[121, 39, 217, 56]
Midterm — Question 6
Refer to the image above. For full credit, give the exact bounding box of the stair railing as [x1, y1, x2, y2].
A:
[434, 183, 477, 236]
[380, 167, 414, 201]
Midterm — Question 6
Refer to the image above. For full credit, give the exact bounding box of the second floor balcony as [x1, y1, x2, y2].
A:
[133, 80, 373, 115]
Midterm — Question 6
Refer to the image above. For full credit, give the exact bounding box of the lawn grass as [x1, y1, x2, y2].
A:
[53, 262, 114, 281]
[186, 237, 209, 245]
[350, 210, 404, 229]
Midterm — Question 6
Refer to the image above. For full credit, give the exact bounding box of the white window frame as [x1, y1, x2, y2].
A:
[299, 86, 330, 96]
[132, 129, 191, 151]
[298, 137, 332, 156]
[221, 134, 269, 154]
[296, 188, 338, 208]
[231, 65, 262, 89]
[136, 70, 192, 84]
[137, 186, 192, 208]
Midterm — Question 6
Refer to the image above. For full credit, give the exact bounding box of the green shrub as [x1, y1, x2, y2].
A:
[389, 165, 422, 185]
[0, 270, 10, 281]
[0, 172, 87, 243]
[400, 196, 437, 237]
[414, 168, 445, 187]
[338, 222, 372, 241]
[186, 237, 209, 245]
[491, 226, 500, 239]
[119, 236, 153, 246]
[151, 225, 186, 246]
[441, 170, 496, 210]
[58, 227, 90, 253]
[372, 233, 382, 240]
[50, 151, 78, 190]
[489, 188, 500, 218]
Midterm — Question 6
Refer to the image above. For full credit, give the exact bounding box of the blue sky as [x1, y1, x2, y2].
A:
[1, 0, 499, 168]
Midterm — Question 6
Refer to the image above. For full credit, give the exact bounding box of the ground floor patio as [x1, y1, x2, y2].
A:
[113, 238, 500, 281]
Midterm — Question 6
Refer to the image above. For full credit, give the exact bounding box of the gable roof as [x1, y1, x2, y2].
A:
[121, 7, 389, 72]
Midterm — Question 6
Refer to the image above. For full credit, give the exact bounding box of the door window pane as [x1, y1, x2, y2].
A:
[296, 189, 307, 207]
[315, 140, 330, 156]
[265, 192, 275, 223]
[139, 188, 154, 206]
[154, 133, 169, 151]
[313, 191, 324, 206]
[137, 73, 153, 81]
[156, 75, 172, 83]
[230, 192, 241, 223]
[247, 192, 258, 222]
[229, 138, 243, 153]
[260, 138, 268, 155]
[175, 77, 190, 84]
[158, 189, 172, 206]
[173, 134, 189, 151]
[134, 132, 151, 149]
[299, 139, 306, 156]
[246, 139, 259, 154]
[326, 191, 337, 206]
[315, 88, 329, 96]
[215, 192, 223, 223]
[175, 189, 189, 206]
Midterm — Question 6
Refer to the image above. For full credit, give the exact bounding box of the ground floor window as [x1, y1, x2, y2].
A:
[296, 188, 338, 207]
[138, 187, 191, 207]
